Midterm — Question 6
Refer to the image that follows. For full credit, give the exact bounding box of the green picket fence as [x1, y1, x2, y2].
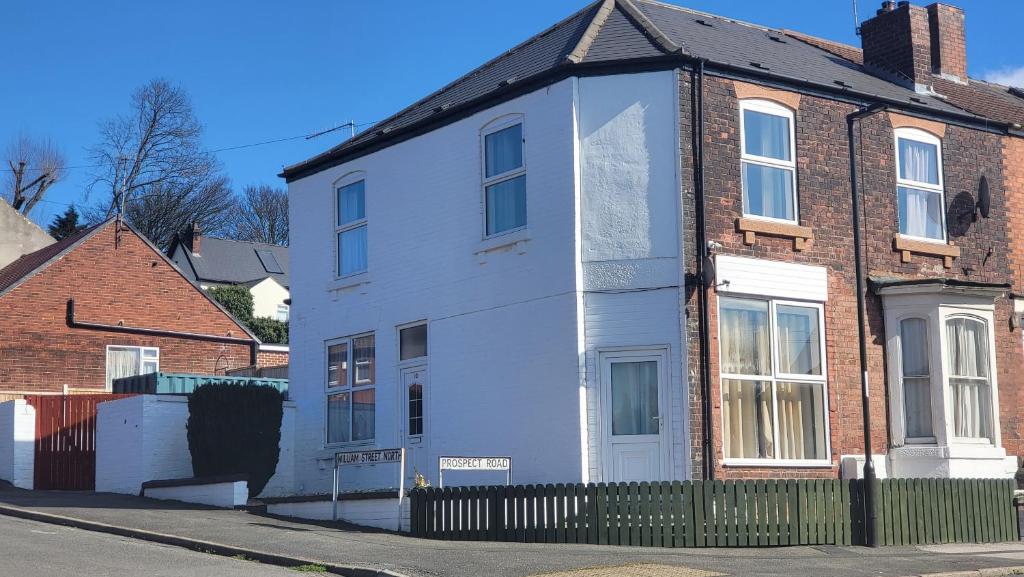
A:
[875, 478, 1018, 546]
[409, 478, 1018, 547]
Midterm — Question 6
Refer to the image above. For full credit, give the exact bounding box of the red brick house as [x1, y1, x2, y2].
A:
[0, 218, 258, 394]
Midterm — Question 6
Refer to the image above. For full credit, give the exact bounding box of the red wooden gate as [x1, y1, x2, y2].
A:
[25, 394, 133, 490]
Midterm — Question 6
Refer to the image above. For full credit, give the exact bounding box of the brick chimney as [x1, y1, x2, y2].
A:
[860, 1, 968, 89]
[927, 3, 967, 81]
[186, 222, 201, 255]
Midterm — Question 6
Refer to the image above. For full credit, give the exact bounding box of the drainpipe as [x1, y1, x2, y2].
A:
[693, 59, 714, 481]
[846, 103, 887, 547]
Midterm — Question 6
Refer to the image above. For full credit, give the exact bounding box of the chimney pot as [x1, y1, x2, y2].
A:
[881, 1, 896, 12]
[897, 1, 910, 8]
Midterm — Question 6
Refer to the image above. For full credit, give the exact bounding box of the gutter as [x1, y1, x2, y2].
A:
[283, 55, 1013, 182]
[65, 299, 259, 364]
[692, 59, 714, 481]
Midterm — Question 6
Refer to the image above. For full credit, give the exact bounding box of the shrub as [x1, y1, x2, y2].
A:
[248, 316, 289, 344]
[186, 383, 283, 497]
[208, 285, 255, 322]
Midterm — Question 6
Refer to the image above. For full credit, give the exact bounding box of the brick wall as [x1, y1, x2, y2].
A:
[1002, 135, 1024, 457]
[683, 73, 1015, 479]
[0, 223, 253, 392]
[860, 3, 933, 86]
[927, 3, 967, 79]
[256, 349, 289, 368]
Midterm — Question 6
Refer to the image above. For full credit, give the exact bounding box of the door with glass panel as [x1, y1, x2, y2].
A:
[401, 366, 427, 485]
[601, 350, 668, 482]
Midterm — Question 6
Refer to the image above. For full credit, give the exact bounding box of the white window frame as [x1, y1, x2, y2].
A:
[324, 332, 375, 447]
[334, 172, 368, 279]
[894, 127, 946, 243]
[882, 293, 1002, 451]
[480, 114, 527, 239]
[275, 303, 290, 322]
[718, 296, 832, 467]
[739, 99, 799, 224]
[104, 345, 159, 391]
[895, 316, 937, 445]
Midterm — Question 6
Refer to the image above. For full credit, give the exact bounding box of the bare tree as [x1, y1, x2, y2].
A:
[232, 184, 288, 245]
[87, 78, 236, 248]
[3, 134, 65, 215]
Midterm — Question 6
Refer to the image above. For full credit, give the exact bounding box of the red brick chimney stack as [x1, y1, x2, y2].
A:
[188, 222, 201, 255]
[860, 1, 968, 89]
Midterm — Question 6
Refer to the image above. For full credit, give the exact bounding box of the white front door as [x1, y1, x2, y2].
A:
[601, 350, 669, 482]
[400, 365, 428, 485]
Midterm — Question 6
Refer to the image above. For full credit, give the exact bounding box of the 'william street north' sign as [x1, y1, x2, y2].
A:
[335, 448, 404, 466]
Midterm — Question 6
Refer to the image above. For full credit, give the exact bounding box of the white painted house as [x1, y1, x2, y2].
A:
[285, 12, 689, 491]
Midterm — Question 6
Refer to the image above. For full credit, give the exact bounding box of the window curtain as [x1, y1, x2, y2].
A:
[720, 301, 771, 375]
[486, 175, 526, 234]
[722, 380, 774, 459]
[485, 124, 523, 177]
[339, 226, 368, 276]
[776, 306, 821, 375]
[775, 382, 825, 460]
[610, 361, 659, 436]
[742, 163, 794, 220]
[900, 318, 933, 439]
[898, 138, 942, 239]
[744, 110, 790, 161]
[105, 348, 140, 389]
[899, 139, 938, 184]
[946, 318, 993, 440]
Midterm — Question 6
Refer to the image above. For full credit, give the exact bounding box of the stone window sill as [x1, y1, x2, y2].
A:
[893, 236, 960, 268]
[474, 229, 530, 263]
[736, 217, 813, 251]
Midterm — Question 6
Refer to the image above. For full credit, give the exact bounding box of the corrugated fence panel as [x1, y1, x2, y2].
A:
[410, 478, 1017, 547]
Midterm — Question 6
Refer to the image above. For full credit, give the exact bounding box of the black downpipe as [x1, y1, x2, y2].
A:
[846, 103, 886, 547]
[693, 60, 714, 481]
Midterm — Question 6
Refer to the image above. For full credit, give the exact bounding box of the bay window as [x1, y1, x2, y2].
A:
[326, 334, 375, 444]
[739, 100, 798, 222]
[336, 178, 367, 277]
[946, 316, 993, 441]
[895, 128, 945, 241]
[482, 118, 526, 236]
[719, 297, 829, 464]
[899, 318, 934, 440]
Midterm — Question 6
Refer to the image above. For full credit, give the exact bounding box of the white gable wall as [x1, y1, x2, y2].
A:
[288, 78, 582, 493]
[249, 277, 289, 319]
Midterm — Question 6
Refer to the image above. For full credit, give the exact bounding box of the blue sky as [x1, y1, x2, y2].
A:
[4, 0, 1022, 228]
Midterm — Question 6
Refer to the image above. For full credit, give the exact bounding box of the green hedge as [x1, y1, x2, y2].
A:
[186, 383, 283, 497]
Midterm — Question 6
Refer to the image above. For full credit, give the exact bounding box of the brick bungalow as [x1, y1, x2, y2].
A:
[0, 218, 258, 394]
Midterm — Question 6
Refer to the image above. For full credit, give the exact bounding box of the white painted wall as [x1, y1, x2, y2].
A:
[0, 400, 35, 489]
[250, 277, 290, 320]
[576, 71, 687, 482]
[288, 78, 582, 493]
[144, 480, 249, 508]
[267, 497, 410, 532]
[96, 395, 296, 497]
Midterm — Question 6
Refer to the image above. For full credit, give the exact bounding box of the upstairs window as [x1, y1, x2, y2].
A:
[336, 178, 367, 276]
[895, 128, 945, 241]
[105, 346, 159, 390]
[740, 100, 798, 222]
[482, 119, 526, 236]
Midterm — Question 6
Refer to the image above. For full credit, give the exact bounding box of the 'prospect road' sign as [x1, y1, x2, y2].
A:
[438, 456, 512, 487]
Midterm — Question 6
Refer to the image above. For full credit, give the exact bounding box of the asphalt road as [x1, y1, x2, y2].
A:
[0, 515, 313, 577]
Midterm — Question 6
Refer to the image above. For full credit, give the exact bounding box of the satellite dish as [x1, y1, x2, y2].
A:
[977, 176, 991, 219]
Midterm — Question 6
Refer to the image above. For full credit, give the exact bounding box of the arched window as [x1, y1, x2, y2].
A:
[945, 316, 993, 440]
[739, 99, 798, 222]
[894, 127, 945, 241]
[481, 114, 526, 236]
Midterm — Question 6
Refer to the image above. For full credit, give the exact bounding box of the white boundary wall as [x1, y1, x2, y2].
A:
[96, 395, 295, 497]
[267, 497, 410, 532]
[144, 480, 249, 508]
[0, 400, 34, 489]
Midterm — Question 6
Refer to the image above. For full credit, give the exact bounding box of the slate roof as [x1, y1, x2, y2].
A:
[283, 0, 1009, 182]
[0, 222, 103, 296]
[783, 29, 1024, 127]
[172, 237, 290, 288]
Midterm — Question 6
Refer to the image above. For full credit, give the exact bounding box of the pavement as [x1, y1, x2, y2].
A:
[0, 514, 305, 576]
[2, 485, 1024, 577]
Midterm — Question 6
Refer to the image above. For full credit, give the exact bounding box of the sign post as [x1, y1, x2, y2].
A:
[332, 448, 406, 531]
[438, 456, 512, 488]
